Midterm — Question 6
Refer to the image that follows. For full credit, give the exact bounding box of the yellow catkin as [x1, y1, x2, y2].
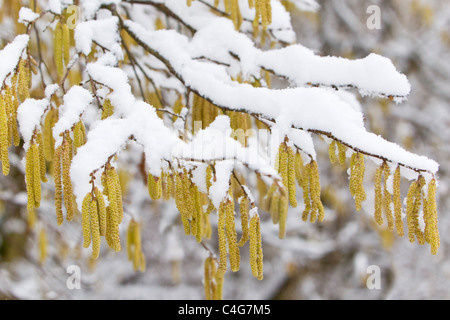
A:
[43, 108, 57, 161]
[126, 220, 135, 261]
[175, 172, 191, 235]
[374, 165, 383, 225]
[54, 21, 64, 77]
[101, 99, 114, 119]
[73, 120, 86, 153]
[382, 163, 394, 231]
[18, 59, 30, 102]
[110, 166, 123, 222]
[238, 197, 249, 247]
[103, 166, 122, 251]
[268, 188, 280, 224]
[204, 256, 214, 300]
[393, 166, 404, 237]
[62, 22, 70, 67]
[25, 144, 36, 213]
[278, 194, 288, 239]
[309, 160, 324, 223]
[54, 146, 63, 225]
[3, 87, 13, 145]
[10, 78, 20, 147]
[413, 176, 426, 245]
[62, 134, 74, 221]
[406, 179, 418, 243]
[328, 141, 337, 164]
[337, 142, 347, 165]
[217, 199, 228, 277]
[190, 183, 199, 239]
[81, 192, 93, 248]
[249, 214, 263, 280]
[224, 192, 240, 272]
[148, 173, 162, 200]
[349, 153, 366, 211]
[0, 95, 10, 175]
[132, 221, 142, 271]
[272, 143, 295, 231]
[425, 178, 439, 255]
[186, 0, 193, 6]
[301, 161, 311, 222]
[214, 272, 224, 300]
[163, 172, 174, 200]
[94, 187, 107, 237]
[38, 228, 48, 265]
[90, 197, 101, 260]
[287, 145, 297, 208]
[34, 134, 46, 184]
[230, 0, 243, 30]
[31, 143, 41, 208]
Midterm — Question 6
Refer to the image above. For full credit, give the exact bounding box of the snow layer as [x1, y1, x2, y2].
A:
[0, 34, 29, 86]
[53, 86, 93, 147]
[17, 98, 50, 148]
[18, 7, 40, 25]
[125, 19, 438, 174]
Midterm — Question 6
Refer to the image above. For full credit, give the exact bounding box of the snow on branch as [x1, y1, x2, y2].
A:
[121, 18, 438, 175]
[0, 35, 30, 87]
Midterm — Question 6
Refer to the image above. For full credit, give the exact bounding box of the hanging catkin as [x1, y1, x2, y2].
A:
[127, 220, 146, 272]
[393, 166, 404, 237]
[62, 132, 74, 221]
[374, 164, 383, 225]
[424, 178, 439, 255]
[43, 108, 58, 161]
[62, 22, 70, 67]
[18, 59, 30, 102]
[81, 192, 92, 248]
[54, 20, 64, 77]
[0, 95, 10, 175]
[224, 190, 240, 272]
[175, 171, 191, 235]
[204, 256, 216, 300]
[249, 213, 263, 280]
[328, 140, 337, 164]
[287, 144, 297, 208]
[54, 145, 63, 225]
[148, 172, 162, 200]
[102, 164, 123, 252]
[238, 196, 249, 247]
[382, 163, 394, 231]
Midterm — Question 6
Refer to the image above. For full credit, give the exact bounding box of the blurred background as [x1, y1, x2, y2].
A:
[0, 0, 449, 299]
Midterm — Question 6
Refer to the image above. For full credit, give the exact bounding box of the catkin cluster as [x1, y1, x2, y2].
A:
[299, 158, 325, 223]
[54, 131, 75, 224]
[404, 175, 440, 254]
[0, 61, 29, 176]
[80, 164, 124, 259]
[171, 167, 212, 242]
[249, 0, 272, 32]
[264, 142, 296, 238]
[25, 132, 47, 227]
[101, 163, 124, 252]
[217, 188, 240, 275]
[127, 220, 146, 272]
